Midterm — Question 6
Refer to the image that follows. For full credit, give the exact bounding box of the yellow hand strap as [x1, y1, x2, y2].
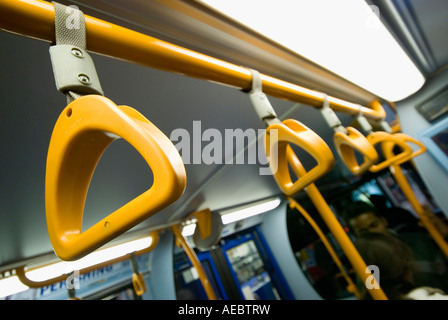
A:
[333, 126, 379, 175]
[381, 133, 426, 163]
[265, 119, 334, 196]
[351, 109, 414, 172]
[46, 95, 186, 260]
[319, 94, 378, 175]
[367, 131, 414, 172]
[285, 146, 387, 300]
[132, 272, 146, 296]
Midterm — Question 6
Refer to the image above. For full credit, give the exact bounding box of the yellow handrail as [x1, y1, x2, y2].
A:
[380, 132, 448, 257]
[0, 0, 386, 120]
[171, 225, 217, 300]
[286, 146, 388, 300]
[333, 126, 379, 175]
[288, 197, 361, 299]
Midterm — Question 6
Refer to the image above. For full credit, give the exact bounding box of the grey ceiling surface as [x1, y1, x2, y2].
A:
[368, 0, 448, 77]
[1, 0, 447, 269]
[0, 30, 307, 267]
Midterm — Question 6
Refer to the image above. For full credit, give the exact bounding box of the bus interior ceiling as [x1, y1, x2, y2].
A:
[1, 0, 448, 300]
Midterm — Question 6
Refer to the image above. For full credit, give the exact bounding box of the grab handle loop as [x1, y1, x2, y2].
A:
[45, 95, 187, 261]
[245, 69, 333, 195]
[265, 119, 335, 196]
[381, 133, 426, 163]
[320, 94, 347, 134]
[333, 127, 380, 175]
[320, 95, 379, 175]
[367, 132, 414, 172]
[130, 252, 146, 296]
[354, 108, 413, 172]
[132, 273, 146, 296]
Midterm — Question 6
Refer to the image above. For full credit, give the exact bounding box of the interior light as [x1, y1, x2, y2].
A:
[199, 0, 425, 101]
[0, 276, 29, 299]
[181, 223, 197, 237]
[221, 198, 281, 225]
[25, 235, 153, 282]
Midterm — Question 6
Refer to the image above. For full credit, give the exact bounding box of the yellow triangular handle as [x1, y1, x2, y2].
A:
[265, 119, 334, 196]
[381, 133, 426, 163]
[132, 272, 146, 296]
[46, 95, 186, 261]
[333, 126, 379, 175]
[367, 131, 414, 172]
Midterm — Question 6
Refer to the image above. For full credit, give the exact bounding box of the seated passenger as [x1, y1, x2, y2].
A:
[344, 201, 448, 295]
[354, 232, 448, 300]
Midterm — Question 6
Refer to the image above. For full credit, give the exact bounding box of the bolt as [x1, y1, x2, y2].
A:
[71, 47, 83, 58]
[77, 73, 91, 85]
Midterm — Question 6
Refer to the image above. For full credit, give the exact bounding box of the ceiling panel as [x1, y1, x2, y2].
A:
[0, 29, 313, 268]
[4, 0, 443, 269]
[408, 0, 448, 68]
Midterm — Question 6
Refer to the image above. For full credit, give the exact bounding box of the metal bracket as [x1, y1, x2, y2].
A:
[319, 94, 347, 134]
[368, 118, 393, 133]
[247, 69, 280, 126]
[49, 45, 104, 96]
[50, 2, 103, 99]
[355, 106, 374, 134]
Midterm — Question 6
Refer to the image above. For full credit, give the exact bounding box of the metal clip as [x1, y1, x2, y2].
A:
[319, 94, 347, 134]
[247, 69, 280, 126]
[355, 105, 374, 134]
[50, 45, 104, 96]
[50, 2, 103, 100]
[367, 118, 393, 134]
[45, 95, 187, 261]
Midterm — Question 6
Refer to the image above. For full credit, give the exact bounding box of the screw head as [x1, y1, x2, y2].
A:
[71, 47, 84, 58]
[77, 73, 91, 84]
